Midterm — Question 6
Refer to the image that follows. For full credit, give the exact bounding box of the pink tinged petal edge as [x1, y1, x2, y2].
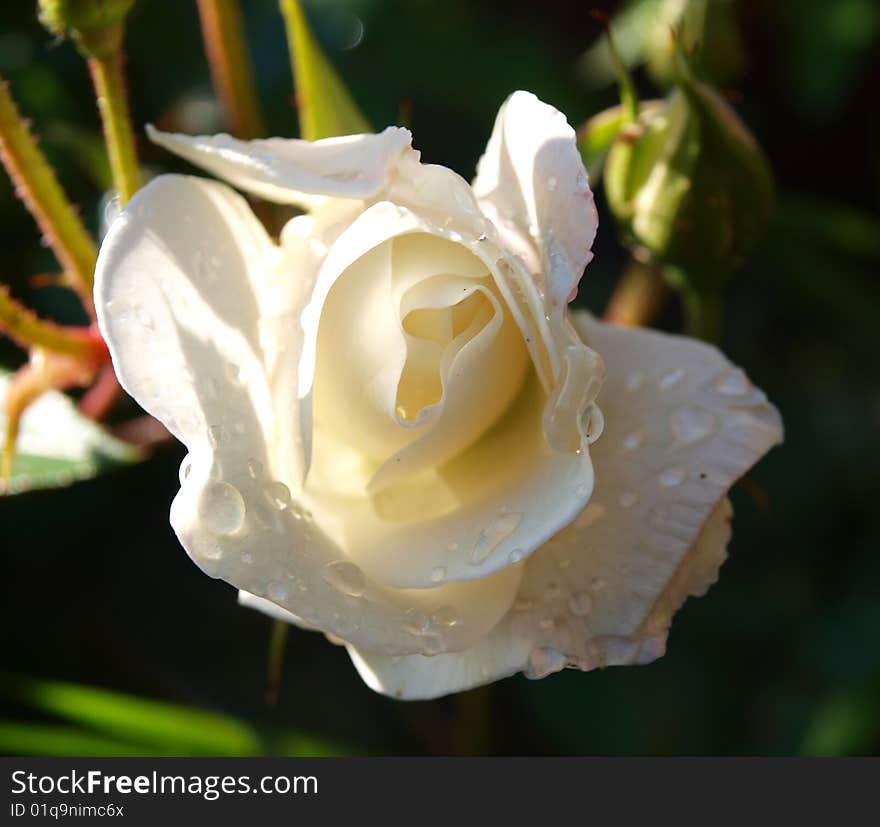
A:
[346, 313, 783, 699]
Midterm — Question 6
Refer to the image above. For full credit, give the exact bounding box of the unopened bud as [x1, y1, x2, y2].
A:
[38, 0, 135, 58]
[604, 59, 773, 287]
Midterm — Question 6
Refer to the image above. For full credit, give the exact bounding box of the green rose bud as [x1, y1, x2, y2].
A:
[604, 58, 773, 289]
[37, 0, 135, 58]
[646, 0, 746, 89]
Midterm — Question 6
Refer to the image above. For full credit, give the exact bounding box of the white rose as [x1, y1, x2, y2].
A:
[94, 92, 782, 699]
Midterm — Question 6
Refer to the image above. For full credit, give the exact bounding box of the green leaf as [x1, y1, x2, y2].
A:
[0, 370, 141, 495]
[278, 0, 371, 140]
[0, 721, 151, 757]
[3, 675, 262, 756]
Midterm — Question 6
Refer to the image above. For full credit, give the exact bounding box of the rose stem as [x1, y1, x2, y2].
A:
[196, 0, 265, 139]
[603, 257, 669, 327]
[87, 41, 141, 206]
[0, 286, 105, 360]
[681, 284, 723, 343]
[0, 78, 98, 318]
[265, 620, 289, 708]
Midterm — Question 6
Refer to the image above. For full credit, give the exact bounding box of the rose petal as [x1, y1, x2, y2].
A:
[472, 90, 598, 310]
[295, 201, 595, 589]
[94, 174, 522, 656]
[346, 313, 783, 698]
[146, 124, 413, 208]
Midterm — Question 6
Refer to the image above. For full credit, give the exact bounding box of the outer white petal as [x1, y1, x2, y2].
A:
[146, 124, 413, 208]
[472, 90, 598, 310]
[94, 174, 521, 657]
[346, 314, 783, 698]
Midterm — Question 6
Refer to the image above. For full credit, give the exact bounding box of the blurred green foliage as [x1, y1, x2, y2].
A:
[0, 0, 878, 756]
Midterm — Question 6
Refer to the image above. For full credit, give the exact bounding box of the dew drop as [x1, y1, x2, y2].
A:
[546, 175, 558, 192]
[178, 457, 192, 485]
[670, 406, 718, 445]
[591, 576, 607, 591]
[568, 591, 593, 617]
[625, 372, 645, 392]
[208, 424, 228, 447]
[198, 481, 246, 535]
[716, 368, 750, 396]
[622, 430, 644, 452]
[225, 361, 246, 386]
[267, 582, 288, 602]
[509, 548, 525, 564]
[201, 543, 223, 561]
[241, 551, 253, 564]
[135, 306, 154, 330]
[247, 458, 263, 479]
[322, 560, 366, 598]
[558, 557, 571, 570]
[658, 368, 685, 389]
[430, 566, 446, 584]
[264, 480, 291, 510]
[658, 466, 687, 487]
[525, 647, 566, 679]
[470, 511, 523, 565]
[619, 491, 638, 508]
[402, 608, 430, 636]
[430, 606, 458, 627]
[539, 617, 555, 631]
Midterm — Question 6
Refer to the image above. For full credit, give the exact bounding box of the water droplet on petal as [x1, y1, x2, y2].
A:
[264, 480, 291, 510]
[430, 606, 458, 627]
[135, 306, 154, 330]
[591, 576, 606, 591]
[539, 617, 555, 631]
[430, 566, 446, 584]
[268, 582, 288, 602]
[546, 175, 558, 191]
[402, 608, 430, 636]
[622, 431, 644, 452]
[716, 368, 751, 396]
[199, 481, 246, 535]
[241, 551, 253, 564]
[470, 511, 523, 565]
[670, 406, 718, 445]
[178, 457, 192, 485]
[322, 561, 366, 597]
[659, 466, 687, 487]
[226, 362, 246, 386]
[658, 368, 685, 389]
[568, 592, 593, 616]
[247, 458, 263, 479]
[619, 491, 638, 508]
[525, 647, 566, 679]
[625, 372, 644, 392]
[509, 548, 525, 564]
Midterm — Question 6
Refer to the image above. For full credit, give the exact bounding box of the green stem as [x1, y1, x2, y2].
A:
[196, 0, 265, 139]
[603, 257, 669, 327]
[682, 285, 723, 343]
[88, 43, 140, 205]
[0, 286, 104, 359]
[0, 77, 97, 315]
[265, 620, 289, 708]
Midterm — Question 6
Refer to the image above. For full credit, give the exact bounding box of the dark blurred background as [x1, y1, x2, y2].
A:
[1, 0, 878, 755]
